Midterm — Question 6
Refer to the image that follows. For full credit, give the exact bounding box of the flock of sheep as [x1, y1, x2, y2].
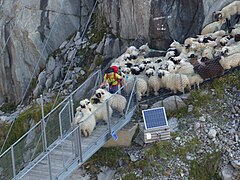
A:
[73, 88, 127, 137]
[74, 1, 240, 137]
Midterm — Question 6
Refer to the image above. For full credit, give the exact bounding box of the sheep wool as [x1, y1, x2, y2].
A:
[201, 20, 225, 35]
[219, 53, 240, 69]
[214, 1, 240, 22]
[94, 88, 127, 116]
[74, 106, 96, 137]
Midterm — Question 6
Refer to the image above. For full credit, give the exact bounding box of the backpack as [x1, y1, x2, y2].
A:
[105, 66, 120, 85]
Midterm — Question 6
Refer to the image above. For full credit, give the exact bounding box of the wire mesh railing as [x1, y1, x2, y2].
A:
[0, 70, 102, 179]
[18, 76, 138, 179]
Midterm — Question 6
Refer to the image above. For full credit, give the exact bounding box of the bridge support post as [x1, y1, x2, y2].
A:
[11, 146, 16, 178]
[125, 77, 137, 118]
[106, 101, 111, 135]
[40, 95, 53, 180]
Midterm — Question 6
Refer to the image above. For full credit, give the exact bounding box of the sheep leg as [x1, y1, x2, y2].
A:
[154, 91, 159, 96]
[226, 19, 231, 29]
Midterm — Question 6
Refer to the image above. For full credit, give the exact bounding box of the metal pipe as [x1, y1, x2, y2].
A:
[11, 146, 16, 178]
[77, 126, 83, 162]
[125, 78, 137, 118]
[106, 101, 111, 135]
[40, 95, 52, 180]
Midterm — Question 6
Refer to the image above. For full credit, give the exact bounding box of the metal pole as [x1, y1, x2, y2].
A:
[40, 95, 52, 180]
[124, 78, 137, 118]
[11, 146, 16, 178]
[77, 126, 83, 162]
[106, 101, 111, 135]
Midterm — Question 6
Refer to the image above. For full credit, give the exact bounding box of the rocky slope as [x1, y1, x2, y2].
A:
[69, 70, 240, 179]
[0, 0, 237, 104]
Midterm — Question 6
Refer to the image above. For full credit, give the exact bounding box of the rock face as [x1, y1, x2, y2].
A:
[0, 0, 237, 104]
[0, 0, 94, 104]
[98, 0, 236, 49]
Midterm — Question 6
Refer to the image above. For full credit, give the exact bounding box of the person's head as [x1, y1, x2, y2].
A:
[105, 67, 114, 75]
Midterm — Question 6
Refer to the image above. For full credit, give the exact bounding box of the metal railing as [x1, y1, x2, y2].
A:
[17, 76, 137, 179]
[0, 70, 102, 180]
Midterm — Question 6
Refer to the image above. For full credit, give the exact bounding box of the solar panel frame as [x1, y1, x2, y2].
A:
[142, 107, 168, 130]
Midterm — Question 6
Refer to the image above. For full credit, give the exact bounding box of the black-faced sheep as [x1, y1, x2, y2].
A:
[219, 52, 240, 69]
[213, 1, 240, 27]
[74, 104, 96, 137]
[94, 88, 127, 116]
[158, 70, 191, 94]
[201, 20, 225, 35]
[220, 45, 240, 56]
[88, 97, 113, 123]
[145, 69, 164, 95]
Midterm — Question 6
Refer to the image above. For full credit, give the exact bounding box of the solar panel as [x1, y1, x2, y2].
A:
[142, 107, 168, 130]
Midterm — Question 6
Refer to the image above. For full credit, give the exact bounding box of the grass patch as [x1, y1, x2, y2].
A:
[173, 137, 200, 162]
[0, 103, 17, 113]
[86, 147, 122, 168]
[189, 151, 221, 180]
[122, 173, 138, 180]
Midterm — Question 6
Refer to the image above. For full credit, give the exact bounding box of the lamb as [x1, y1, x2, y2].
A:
[158, 70, 191, 94]
[201, 20, 225, 35]
[219, 53, 240, 69]
[213, 1, 240, 27]
[94, 88, 127, 116]
[74, 104, 96, 137]
[193, 57, 224, 79]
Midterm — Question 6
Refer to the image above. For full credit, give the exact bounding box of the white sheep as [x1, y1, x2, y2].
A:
[201, 46, 215, 59]
[139, 43, 150, 55]
[214, 1, 240, 26]
[201, 20, 225, 35]
[219, 53, 240, 69]
[220, 44, 240, 56]
[87, 97, 113, 123]
[94, 88, 127, 116]
[126, 46, 139, 57]
[145, 69, 164, 95]
[158, 70, 191, 94]
[74, 105, 96, 137]
[125, 75, 148, 101]
[170, 62, 203, 90]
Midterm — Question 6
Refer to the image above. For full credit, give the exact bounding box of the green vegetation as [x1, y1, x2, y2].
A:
[0, 97, 63, 152]
[189, 151, 221, 180]
[0, 103, 17, 113]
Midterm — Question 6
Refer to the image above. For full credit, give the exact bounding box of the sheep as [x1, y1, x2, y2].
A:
[88, 97, 113, 123]
[220, 44, 240, 56]
[201, 46, 215, 59]
[158, 70, 191, 94]
[145, 69, 164, 95]
[228, 26, 240, 36]
[193, 57, 224, 79]
[126, 46, 139, 57]
[213, 1, 240, 27]
[94, 88, 127, 116]
[219, 53, 240, 69]
[139, 43, 150, 55]
[74, 104, 96, 137]
[201, 20, 225, 35]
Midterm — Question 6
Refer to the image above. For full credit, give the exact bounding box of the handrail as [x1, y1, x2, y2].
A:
[0, 70, 101, 159]
[18, 77, 138, 179]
